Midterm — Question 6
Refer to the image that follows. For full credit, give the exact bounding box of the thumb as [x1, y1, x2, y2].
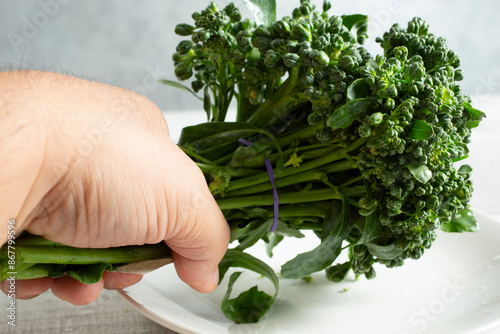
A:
[165, 181, 230, 293]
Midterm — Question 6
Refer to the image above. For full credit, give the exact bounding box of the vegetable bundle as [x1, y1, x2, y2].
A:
[1, 0, 484, 324]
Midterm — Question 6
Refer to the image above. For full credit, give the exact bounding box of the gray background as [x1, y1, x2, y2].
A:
[1, 0, 499, 113]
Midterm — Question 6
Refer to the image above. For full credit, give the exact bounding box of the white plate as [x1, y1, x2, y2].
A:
[118, 211, 500, 334]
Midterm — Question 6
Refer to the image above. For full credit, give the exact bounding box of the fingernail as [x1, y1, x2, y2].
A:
[212, 268, 220, 287]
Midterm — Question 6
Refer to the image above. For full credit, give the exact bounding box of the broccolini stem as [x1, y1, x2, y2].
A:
[236, 82, 257, 122]
[225, 160, 356, 196]
[217, 186, 365, 210]
[225, 137, 367, 192]
[3, 264, 51, 280]
[265, 205, 327, 218]
[14, 234, 62, 247]
[276, 121, 325, 148]
[195, 163, 261, 177]
[247, 67, 307, 128]
[14, 244, 170, 264]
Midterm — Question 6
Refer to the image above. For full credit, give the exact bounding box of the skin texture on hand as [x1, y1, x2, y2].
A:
[0, 70, 230, 305]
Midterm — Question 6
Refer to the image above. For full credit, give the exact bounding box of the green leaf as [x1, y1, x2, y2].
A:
[158, 79, 202, 101]
[341, 14, 369, 44]
[222, 272, 274, 324]
[356, 212, 383, 244]
[272, 221, 305, 239]
[281, 232, 345, 279]
[325, 261, 351, 282]
[281, 202, 355, 279]
[219, 249, 279, 324]
[266, 233, 284, 257]
[178, 122, 263, 160]
[411, 119, 434, 140]
[346, 78, 371, 101]
[463, 102, 486, 121]
[5, 264, 63, 280]
[458, 164, 473, 174]
[203, 85, 212, 121]
[235, 219, 274, 251]
[466, 120, 481, 129]
[453, 142, 470, 162]
[366, 242, 402, 260]
[406, 164, 432, 184]
[440, 209, 479, 233]
[229, 140, 272, 167]
[321, 200, 344, 241]
[327, 98, 374, 129]
[66, 263, 115, 284]
[241, 0, 276, 26]
[179, 122, 261, 147]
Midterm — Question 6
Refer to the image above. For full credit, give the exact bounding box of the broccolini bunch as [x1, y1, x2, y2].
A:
[167, 0, 483, 323]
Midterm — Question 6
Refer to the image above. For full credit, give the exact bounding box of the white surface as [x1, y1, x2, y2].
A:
[119, 212, 500, 334]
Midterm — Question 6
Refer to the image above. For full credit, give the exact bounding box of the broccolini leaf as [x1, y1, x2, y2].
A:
[179, 122, 261, 147]
[356, 212, 383, 244]
[458, 164, 473, 174]
[366, 242, 402, 260]
[463, 102, 486, 121]
[325, 261, 351, 282]
[235, 219, 274, 251]
[341, 14, 369, 44]
[346, 78, 371, 101]
[241, 0, 276, 26]
[327, 98, 374, 129]
[440, 209, 479, 233]
[66, 263, 115, 284]
[463, 103, 486, 129]
[406, 163, 432, 184]
[219, 249, 279, 323]
[222, 272, 274, 324]
[158, 79, 202, 101]
[281, 202, 354, 279]
[411, 119, 434, 140]
[203, 85, 212, 121]
[266, 233, 284, 257]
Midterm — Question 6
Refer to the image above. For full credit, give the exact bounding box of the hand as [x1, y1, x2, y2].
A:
[0, 70, 230, 305]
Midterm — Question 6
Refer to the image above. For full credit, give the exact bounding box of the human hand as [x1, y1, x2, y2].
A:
[0, 70, 230, 304]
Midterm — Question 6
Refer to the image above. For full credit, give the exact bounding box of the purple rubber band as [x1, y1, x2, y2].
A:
[264, 158, 279, 232]
[238, 138, 279, 232]
[238, 138, 254, 146]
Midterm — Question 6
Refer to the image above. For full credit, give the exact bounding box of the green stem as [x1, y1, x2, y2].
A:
[196, 163, 261, 177]
[236, 83, 256, 122]
[217, 186, 365, 210]
[7, 264, 53, 280]
[214, 60, 232, 122]
[15, 244, 171, 265]
[179, 146, 215, 165]
[339, 175, 364, 189]
[225, 160, 356, 197]
[276, 121, 324, 148]
[247, 67, 307, 128]
[14, 234, 62, 247]
[225, 137, 367, 192]
[265, 205, 327, 218]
